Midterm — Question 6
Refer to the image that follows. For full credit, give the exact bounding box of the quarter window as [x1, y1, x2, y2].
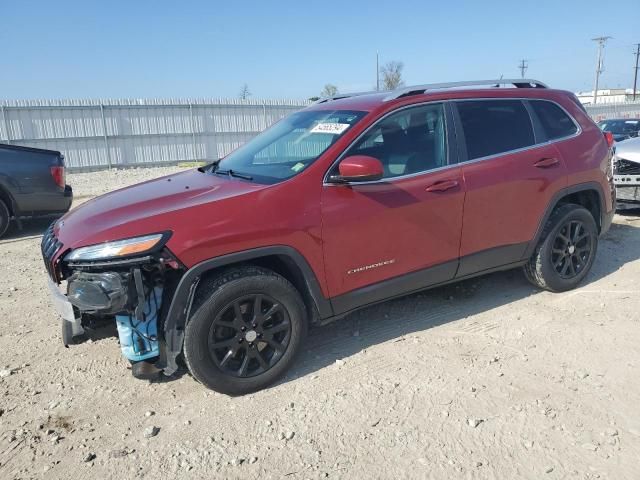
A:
[343, 103, 447, 179]
[529, 100, 578, 140]
[456, 100, 534, 160]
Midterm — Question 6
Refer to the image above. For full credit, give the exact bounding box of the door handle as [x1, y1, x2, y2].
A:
[425, 179, 459, 192]
[534, 157, 560, 168]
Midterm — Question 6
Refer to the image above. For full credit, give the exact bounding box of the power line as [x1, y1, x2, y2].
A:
[591, 36, 612, 105]
[633, 43, 639, 101]
[376, 51, 380, 92]
[518, 59, 528, 78]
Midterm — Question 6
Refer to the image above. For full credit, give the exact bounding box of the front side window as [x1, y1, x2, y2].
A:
[338, 103, 447, 179]
[213, 109, 366, 184]
[530, 100, 578, 140]
[456, 100, 534, 160]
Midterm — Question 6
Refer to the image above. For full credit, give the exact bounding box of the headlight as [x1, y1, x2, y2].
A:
[66, 233, 167, 261]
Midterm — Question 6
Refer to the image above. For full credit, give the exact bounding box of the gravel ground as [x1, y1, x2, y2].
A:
[1, 167, 639, 479]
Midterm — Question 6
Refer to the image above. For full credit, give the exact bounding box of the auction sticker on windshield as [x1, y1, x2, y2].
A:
[310, 123, 351, 134]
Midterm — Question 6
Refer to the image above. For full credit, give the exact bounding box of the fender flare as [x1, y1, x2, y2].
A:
[522, 181, 607, 260]
[160, 245, 332, 375]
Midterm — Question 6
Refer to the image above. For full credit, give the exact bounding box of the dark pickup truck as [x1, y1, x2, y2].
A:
[0, 143, 72, 238]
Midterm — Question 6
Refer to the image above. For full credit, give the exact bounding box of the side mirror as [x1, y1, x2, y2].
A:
[330, 155, 384, 183]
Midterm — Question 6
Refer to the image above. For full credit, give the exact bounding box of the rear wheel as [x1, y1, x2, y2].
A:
[523, 204, 598, 292]
[0, 199, 10, 239]
[183, 266, 307, 395]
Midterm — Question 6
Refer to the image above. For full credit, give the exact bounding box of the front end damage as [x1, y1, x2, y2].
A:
[42, 224, 187, 379]
[613, 142, 640, 209]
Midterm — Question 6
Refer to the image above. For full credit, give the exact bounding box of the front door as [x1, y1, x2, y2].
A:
[320, 102, 465, 314]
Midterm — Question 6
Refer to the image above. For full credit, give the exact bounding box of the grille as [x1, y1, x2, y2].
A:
[41, 222, 63, 281]
[616, 158, 640, 176]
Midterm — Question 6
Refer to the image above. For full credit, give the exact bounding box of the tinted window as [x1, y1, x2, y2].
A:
[344, 103, 447, 179]
[530, 100, 578, 140]
[456, 100, 534, 160]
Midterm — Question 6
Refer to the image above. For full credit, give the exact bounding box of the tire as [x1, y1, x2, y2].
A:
[0, 199, 10, 239]
[523, 203, 598, 292]
[183, 266, 307, 395]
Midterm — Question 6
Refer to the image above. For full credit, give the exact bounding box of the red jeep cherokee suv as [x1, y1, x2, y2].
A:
[42, 79, 615, 394]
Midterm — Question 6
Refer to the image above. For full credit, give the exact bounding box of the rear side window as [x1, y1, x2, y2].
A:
[529, 100, 578, 140]
[455, 100, 534, 160]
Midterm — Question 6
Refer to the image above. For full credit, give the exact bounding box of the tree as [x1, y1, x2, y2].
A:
[321, 84, 339, 97]
[239, 84, 251, 100]
[380, 61, 405, 90]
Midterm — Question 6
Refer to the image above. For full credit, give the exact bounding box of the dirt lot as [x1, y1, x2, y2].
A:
[1, 167, 639, 480]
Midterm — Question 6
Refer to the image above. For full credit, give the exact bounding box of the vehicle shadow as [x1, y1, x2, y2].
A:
[585, 214, 640, 284]
[0, 216, 59, 244]
[280, 216, 640, 388]
[282, 270, 535, 387]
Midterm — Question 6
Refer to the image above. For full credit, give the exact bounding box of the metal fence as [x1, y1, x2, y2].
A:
[0, 98, 310, 171]
[584, 100, 640, 122]
[1, 97, 639, 171]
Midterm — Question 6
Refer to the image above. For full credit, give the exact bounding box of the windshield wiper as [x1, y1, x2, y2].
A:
[213, 168, 254, 181]
[197, 159, 221, 173]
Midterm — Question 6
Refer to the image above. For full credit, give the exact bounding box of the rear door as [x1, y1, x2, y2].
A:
[453, 98, 571, 277]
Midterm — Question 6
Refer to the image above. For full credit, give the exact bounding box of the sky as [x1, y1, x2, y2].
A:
[1, 0, 639, 100]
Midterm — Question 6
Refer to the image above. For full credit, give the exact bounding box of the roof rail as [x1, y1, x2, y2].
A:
[383, 79, 548, 101]
[313, 90, 380, 104]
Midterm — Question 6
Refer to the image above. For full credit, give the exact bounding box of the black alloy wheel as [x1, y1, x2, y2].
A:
[208, 294, 291, 378]
[523, 203, 598, 292]
[183, 266, 307, 395]
[551, 220, 593, 279]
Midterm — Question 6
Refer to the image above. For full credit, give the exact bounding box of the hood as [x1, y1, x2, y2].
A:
[55, 169, 266, 249]
[615, 136, 640, 164]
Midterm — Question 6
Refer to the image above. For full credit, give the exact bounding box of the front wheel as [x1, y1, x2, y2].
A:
[183, 266, 307, 395]
[523, 204, 598, 292]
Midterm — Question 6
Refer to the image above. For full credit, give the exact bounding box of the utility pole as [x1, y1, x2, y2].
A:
[518, 59, 528, 78]
[376, 51, 380, 91]
[592, 36, 611, 105]
[633, 43, 640, 101]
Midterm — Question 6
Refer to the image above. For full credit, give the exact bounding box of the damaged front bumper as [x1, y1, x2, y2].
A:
[47, 277, 85, 347]
[614, 175, 640, 207]
[41, 225, 186, 377]
[614, 156, 640, 207]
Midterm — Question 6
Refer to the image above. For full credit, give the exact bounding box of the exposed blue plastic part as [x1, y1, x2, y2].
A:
[115, 286, 162, 362]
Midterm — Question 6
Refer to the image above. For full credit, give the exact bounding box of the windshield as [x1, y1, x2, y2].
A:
[210, 109, 366, 183]
[599, 120, 640, 135]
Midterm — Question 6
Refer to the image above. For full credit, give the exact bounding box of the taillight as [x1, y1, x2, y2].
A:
[604, 131, 614, 148]
[50, 166, 65, 188]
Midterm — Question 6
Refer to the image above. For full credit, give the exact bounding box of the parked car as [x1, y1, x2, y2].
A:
[598, 118, 640, 142]
[612, 136, 640, 207]
[42, 79, 615, 394]
[0, 143, 72, 238]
